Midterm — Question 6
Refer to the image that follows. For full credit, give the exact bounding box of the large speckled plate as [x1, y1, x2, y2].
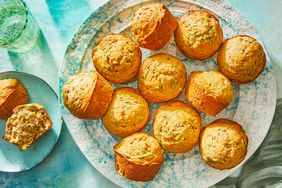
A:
[59, 0, 276, 187]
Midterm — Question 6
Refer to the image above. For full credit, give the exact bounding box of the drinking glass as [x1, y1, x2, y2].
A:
[0, 0, 39, 52]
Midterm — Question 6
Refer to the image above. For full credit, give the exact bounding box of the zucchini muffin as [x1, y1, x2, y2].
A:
[199, 119, 248, 169]
[131, 3, 177, 50]
[92, 34, 142, 83]
[138, 53, 186, 103]
[217, 35, 266, 83]
[0, 79, 29, 120]
[102, 87, 150, 137]
[175, 10, 223, 60]
[153, 100, 202, 153]
[186, 70, 234, 116]
[4, 103, 52, 150]
[62, 71, 113, 119]
[114, 132, 164, 182]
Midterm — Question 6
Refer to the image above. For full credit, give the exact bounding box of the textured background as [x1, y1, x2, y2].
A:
[0, 0, 281, 187]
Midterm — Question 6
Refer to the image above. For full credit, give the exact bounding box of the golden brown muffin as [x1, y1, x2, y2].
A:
[138, 53, 186, 103]
[62, 71, 113, 119]
[131, 3, 177, 50]
[4, 103, 52, 150]
[0, 79, 29, 120]
[114, 132, 164, 182]
[153, 100, 202, 153]
[175, 10, 223, 60]
[92, 34, 142, 83]
[217, 35, 266, 83]
[199, 119, 248, 169]
[186, 70, 234, 116]
[102, 87, 150, 137]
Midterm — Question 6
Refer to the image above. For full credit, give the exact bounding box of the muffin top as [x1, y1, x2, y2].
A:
[200, 119, 248, 169]
[4, 103, 52, 150]
[186, 70, 234, 115]
[138, 53, 186, 103]
[102, 87, 149, 137]
[131, 3, 165, 43]
[63, 72, 98, 117]
[153, 101, 201, 153]
[114, 132, 164, 165]
[175, 10, 223, 60]
[217, 35, 266, 83]
[0, 79, 27, 104]
[0, 79, 29, 120]
[92, 34, 141, 83]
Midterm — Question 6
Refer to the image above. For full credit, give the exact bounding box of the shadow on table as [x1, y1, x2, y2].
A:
[45, 0, 91, 42]
[8, 30, 58, 93]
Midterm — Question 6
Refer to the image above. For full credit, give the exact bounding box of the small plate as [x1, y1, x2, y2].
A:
[0, 71, 62, 172]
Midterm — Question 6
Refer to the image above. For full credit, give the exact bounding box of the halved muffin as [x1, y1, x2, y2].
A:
[4, 103, 52, 150]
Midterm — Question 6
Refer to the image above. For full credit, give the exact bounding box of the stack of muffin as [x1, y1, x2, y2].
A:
[62, 3, 266, 182]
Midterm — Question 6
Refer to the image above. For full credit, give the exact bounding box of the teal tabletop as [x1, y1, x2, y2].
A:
[0, 0, 281, 187]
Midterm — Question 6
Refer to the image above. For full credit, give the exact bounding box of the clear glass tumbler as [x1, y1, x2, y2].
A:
[0, 0, 39, 52]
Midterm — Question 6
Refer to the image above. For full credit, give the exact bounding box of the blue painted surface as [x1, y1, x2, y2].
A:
[0, 0, 281, 187]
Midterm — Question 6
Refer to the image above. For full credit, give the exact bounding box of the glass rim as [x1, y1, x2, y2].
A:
[0, 0, 29, 46]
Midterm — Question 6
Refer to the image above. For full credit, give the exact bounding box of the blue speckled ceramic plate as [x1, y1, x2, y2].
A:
[59, 0, 276, 187]
[0, 71, 62, 172]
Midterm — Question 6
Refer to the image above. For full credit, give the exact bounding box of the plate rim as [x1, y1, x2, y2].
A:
[0, 70, 63, 172]
[59, 0, 277, 187]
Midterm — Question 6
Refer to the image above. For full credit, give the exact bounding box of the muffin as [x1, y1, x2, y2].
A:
[217, 35, 266, 83]
[114, 132, 164, 182]
[92, 34, 142, 83]
[199, 119, 248, 169]
[153, 100, 202, 153]
[131, 3, 177, 50]
[138, 53, 186, 103]
[4, 103, 52, 150]
[102, 87, 150, 137]
[0, 79, 29, 120]
[186, 70, 234, 116]
[62, 71, 113, 119]
[175, 10, 223, 60]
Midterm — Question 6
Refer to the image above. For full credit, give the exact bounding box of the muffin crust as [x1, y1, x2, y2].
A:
[138, 53, 186, 103]
[199, 119, 248, 169]
[217, 35, 266, 83]
[153, 100, 202, 153]
[175, 10, 223, 60]
[102, 87, 150, 137]
[62, 71, 113, 119]
[114, 132, 164, 181]
[92, 34, 142, 83]
[0, 79, 29, 120]
[131, 3, 177, 50]
[186, 70, 234, 116]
